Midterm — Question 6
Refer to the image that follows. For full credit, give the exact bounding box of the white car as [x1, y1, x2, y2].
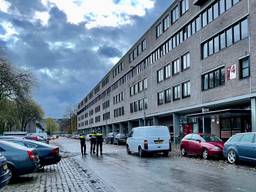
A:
[126, 126, 171, 157]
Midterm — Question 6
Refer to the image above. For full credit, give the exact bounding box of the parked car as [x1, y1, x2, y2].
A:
[126, 126, 171, 157]
[24, 135, 49, 144]
[180, 133, 224, 159]
[0, 137, 61, 167]
[113, 133, 127, 145]
[0, 153, 11, 189]
[0, 140, 39, 177]
[223, 132, 256, 164]
[105, 132, 118, 144]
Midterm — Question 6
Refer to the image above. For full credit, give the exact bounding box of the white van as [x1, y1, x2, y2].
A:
[126, 126, 171, 157]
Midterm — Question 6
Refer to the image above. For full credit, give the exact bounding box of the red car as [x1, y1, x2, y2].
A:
[180, 133, 224, 159]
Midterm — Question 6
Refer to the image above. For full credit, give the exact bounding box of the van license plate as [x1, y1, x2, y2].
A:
[154, 140, 163, 144]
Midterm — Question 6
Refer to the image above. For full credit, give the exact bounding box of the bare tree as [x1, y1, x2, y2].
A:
[0, 58, 33, 101]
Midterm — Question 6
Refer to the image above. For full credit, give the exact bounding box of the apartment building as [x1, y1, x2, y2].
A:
[77, 0, 256, 142]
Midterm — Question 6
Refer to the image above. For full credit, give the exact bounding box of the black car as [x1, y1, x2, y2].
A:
[113, 133, 127, 145]
[105, 132, 118, 144]
[0, 154, 11, 189]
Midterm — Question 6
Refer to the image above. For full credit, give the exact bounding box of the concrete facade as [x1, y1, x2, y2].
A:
[77, 0, 256, 141]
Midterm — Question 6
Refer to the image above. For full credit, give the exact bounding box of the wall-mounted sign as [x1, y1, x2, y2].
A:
[227, 64, 237, 80]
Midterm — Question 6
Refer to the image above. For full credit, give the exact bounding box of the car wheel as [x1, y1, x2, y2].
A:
[138, 147, 144, 157]
[227, 150, 237, 164]
[202, 149, 209, 160]
[181, 147, 186, 156]
[127, 145, 131, 155]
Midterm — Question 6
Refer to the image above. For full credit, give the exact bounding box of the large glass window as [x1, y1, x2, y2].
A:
[219, 0, 225, 14]
[202, 67, 225, 91]
[157, 91, 164, 105]
[171, 5, 179, 24]
[156, 23, 162, 38]
[214, 36, 220, 53]
[226, 28, 233, 47]
[213, 2, 219, 19]
[182, 81, 191, 98]
[157, 69, 164, 83]
[233, 23, 240, 43]
[181, 0, 189, 15]
[163, 15, 170, 31]
[202, 11, 207, 27]
[181, 52, 190, 70]
[239, 56, 250, 79]
[165, 64, 171, 79]
[172, 58, 180, 75]
[173, 85, 181, 100]
[165, 88, 172, 103]
[241, 18, 248, 39]
[207, 6, 213, 23]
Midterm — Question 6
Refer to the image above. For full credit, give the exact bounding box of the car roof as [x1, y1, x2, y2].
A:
[0, 140, 30, 151]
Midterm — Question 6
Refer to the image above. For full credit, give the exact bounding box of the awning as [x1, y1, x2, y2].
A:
[186, 109, 250, 118]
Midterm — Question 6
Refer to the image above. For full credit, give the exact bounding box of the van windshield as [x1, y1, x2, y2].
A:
[141, 128, 169, 137]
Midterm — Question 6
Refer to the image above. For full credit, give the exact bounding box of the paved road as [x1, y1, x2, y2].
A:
[56, 137, 256, 192]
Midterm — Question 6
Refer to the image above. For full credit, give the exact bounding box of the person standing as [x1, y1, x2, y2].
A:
[96, 129, 103, 156]
[90, 131, 97, 154]
[79, 134, 86, 156]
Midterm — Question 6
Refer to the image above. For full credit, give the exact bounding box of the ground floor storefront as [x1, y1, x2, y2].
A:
[79, 97, 256, 142]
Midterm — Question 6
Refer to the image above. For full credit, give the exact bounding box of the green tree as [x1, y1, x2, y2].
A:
[16, 99, 44, 131]
[45, 118, 59, 135]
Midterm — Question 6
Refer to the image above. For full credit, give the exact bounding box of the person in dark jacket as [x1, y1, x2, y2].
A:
[79, 134, 86, 156]
[90, 131, 96, 154]
[96, 129, 103, 156]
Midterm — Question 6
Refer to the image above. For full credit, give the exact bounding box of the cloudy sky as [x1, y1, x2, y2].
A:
[0, 0, 171, 118]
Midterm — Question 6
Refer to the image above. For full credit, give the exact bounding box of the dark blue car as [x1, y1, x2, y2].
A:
[0, 153, 11, 189]
[223, 132, 256, 164]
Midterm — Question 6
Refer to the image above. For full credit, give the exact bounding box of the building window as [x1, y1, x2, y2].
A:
[172, 58, 180, 75]
[202, 17, 248, 59]
[181, 0, 189, 15]
[163, 15, 170, 31]
[173, 85, 181, 101]
[156, 23, 163, 38]
[157, 91, 164, 105]
[164, 64, 171, 79]
[143, 79, 148, 89]
[182, 81, 191, 98]
[202, 67, 225, 91]
[171, 5, 179, 24]
[142, 39, 146, 51]
[157, 68, 164, 83]
[239, 56, 250, 79]
[181, 52, 190, 71]
[165, 88, 172, 103]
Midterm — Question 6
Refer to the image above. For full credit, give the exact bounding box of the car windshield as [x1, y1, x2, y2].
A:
[201, 135, 222, 142]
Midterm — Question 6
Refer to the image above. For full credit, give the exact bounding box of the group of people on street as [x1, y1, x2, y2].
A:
[79, 129, 103, 156]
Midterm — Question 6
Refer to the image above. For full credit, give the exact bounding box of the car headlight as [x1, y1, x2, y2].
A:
[212, 146, 221, 151]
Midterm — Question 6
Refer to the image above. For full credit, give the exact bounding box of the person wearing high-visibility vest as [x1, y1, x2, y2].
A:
[96, 130, 103, 156]
[79, 134, 86, 156]
[90, 131, 97, 154]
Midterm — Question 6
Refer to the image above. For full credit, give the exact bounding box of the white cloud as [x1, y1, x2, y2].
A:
[0, 0, 10, 13]
[34, 11, 50, 26]
[41, 0, 155, 28]
[0, 21, 18, 41]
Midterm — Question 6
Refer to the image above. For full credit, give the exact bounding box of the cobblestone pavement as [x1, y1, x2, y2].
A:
[4, 155, 114, 192]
